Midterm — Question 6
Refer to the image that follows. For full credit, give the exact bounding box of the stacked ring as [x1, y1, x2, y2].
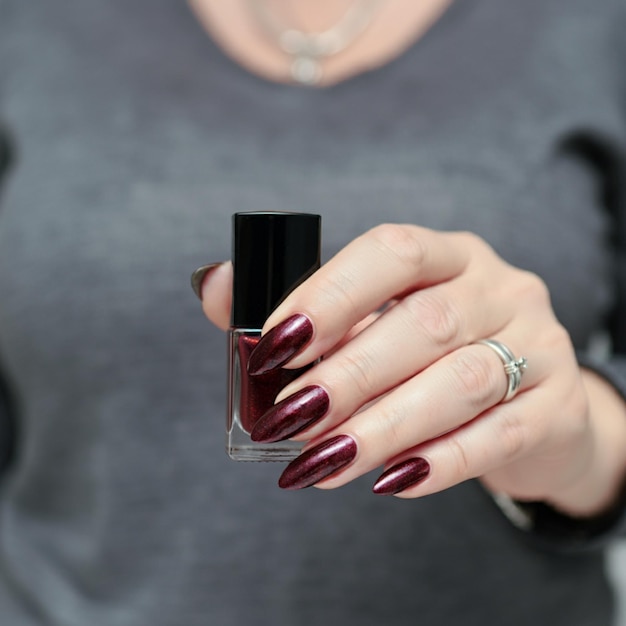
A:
[475, 339, 527, 402]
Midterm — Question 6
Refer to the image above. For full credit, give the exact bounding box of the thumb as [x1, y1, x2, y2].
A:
[192, 262, 233, 331]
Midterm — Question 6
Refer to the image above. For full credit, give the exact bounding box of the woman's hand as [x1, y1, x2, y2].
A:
[198, 225, 626, 517]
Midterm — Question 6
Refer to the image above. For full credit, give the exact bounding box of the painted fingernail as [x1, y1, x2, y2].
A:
[250, 385, 330, 443]
[372, 458, 431, 495]
[248, 314, 314, 376]
[278, 435, 357, 490]
[190, 263, 222, 300]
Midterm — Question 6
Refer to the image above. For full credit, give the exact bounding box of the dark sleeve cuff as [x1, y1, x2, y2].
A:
[489, 490, 626, 553]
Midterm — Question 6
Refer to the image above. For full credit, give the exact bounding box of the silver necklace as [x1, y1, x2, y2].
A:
[247, 0, 383, 85]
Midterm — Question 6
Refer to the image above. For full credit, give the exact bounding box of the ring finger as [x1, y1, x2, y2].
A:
[277, 332, 545, 490]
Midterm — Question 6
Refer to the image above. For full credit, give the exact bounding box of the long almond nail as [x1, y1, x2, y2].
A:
[190, 263, 222, 300]
[250, 385, 330, 443]
[372, 458, 430, 495]
[278, 435, 357, 490]
[248, 314, 313, 376]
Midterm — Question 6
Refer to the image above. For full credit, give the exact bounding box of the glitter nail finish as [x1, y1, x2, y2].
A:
[372, 458, 431, 495]
[250, 385, 330, 443]
[227, 330, 310, 460]
[231, 332, 310, 434]
[278, 435, 357, 490]
[248, 314, 314, 376]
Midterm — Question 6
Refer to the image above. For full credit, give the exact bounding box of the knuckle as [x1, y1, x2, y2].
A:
[448, 350, 499, 407]
[447, 437, 472, 477]
[453, 230, 490, 253]
[544, 321, 573, 352]
[313, 271, 361, 317]
[515, 270, 551, 306]
[374, 401, 409, 449]
[369, 223, 429, 271]
[403, 290, 463, 348]
[495, 409, 528, 461]
[335, 348, 378, 400]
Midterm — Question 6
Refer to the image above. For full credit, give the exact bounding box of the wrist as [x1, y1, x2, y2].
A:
[542, 368, 626, 518]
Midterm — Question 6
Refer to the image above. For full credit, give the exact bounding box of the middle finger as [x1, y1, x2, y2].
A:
[251, 272, 514, 443]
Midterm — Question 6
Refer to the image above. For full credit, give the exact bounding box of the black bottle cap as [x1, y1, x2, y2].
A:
[231, 212, 321, 328]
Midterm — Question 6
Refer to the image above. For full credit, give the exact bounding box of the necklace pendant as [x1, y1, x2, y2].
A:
[290, 56, 322, 85]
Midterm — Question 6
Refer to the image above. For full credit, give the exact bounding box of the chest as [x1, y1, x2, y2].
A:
[0, 0, 615, 365]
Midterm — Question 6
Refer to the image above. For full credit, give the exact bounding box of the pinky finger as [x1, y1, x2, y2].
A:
[372, 389, 546, 498]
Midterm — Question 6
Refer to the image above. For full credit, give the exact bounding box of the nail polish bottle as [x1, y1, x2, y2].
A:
[227, 211, 321, 461]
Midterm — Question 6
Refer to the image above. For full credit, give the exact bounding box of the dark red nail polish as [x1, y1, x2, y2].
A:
[231, 332, 311, 435]
[250, 385, 330, 443]
[227, 212, 321, 461]
[372, 458, 430, 495]
[190, 263, 221, 300]
[248, 314, 314, 376]
[278, 435, 357, 490]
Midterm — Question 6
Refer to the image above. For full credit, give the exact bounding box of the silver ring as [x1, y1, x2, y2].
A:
[476, 339, 527, 402]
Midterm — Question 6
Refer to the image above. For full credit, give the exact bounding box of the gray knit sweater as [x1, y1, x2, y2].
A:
[0, 0, 625, 624]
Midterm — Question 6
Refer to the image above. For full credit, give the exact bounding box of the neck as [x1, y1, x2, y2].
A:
[189, 0, 455, 87]
[260, 0, 358, 33]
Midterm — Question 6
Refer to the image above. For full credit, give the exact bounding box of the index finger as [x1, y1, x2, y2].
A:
[256, 224, 470, 370]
